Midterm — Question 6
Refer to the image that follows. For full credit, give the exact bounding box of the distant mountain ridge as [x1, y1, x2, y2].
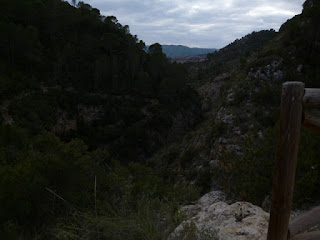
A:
[159, 45, 217, 58]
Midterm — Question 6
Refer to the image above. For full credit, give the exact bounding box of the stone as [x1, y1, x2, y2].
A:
[219, 137, 228, 144]
[226, 91, 235, 104]
[258, 130, 264, 140]
[297, 64, 303, 73]
[170, 191, 269, 240]
[273, 70, 284, 81]
[209, 160, 219, 168]
[197, 191, 226, 206]
[262, 195, 271, 213]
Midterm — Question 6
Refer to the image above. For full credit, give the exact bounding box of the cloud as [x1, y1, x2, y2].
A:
[82, 0, 305, 48]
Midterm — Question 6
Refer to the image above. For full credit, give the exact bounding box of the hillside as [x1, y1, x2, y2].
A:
[0, 0, 202, 238]
[150, 2, 320, 237]
[153, 0, 320, 207]
[156, 44, 216, 58]
[185, 29, 278, 86]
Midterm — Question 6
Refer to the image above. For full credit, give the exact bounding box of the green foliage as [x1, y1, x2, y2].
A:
[246, 55, 280, 72]
[0, 125, 29, 166]
[48, 157, 199, 240]
[148, 43, 163, 54]
[207, 30, 277, 67]
[150, 140, 210, 195]
[53, 196, 180, 240]
[9, 92, 59, 134]
[0, 0, 201, 166]
[146, 109, 173, 129]
[252, 84, 280, 107]
[294, 128, 320, 206]
[187, 30, 276, 87]
[217, 127, 278, 204]
[0, 129, 201, 238]
[0, 0, 195, 100]
[180, 146, 199, 169]
[0, 133, 98, 237]
[209, 121, 228, 138]
[218, 123, 320, 208]
[272, 2, 320, 87]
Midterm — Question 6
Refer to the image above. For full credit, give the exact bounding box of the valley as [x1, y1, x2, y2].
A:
[0, 0, 320, 239]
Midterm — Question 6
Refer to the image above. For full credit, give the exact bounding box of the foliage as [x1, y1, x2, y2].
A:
[207, 30, 277, 64]
[0, 132, 97, 238]
[216, 126, 277, 205]
[0, 130, 200, 238]
[186, 30, 277, 86]
[218, 124, 320, 207]
[53, 197, 180, 240]
[208, 2, 320, 207]
[0, 0, 201, 165]
[50, 159, 199, 240]
[0, 0, 193, 99]
[294, 128, 320, 206]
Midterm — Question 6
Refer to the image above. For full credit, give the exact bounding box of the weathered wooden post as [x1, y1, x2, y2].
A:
[267, 82, 305, 240]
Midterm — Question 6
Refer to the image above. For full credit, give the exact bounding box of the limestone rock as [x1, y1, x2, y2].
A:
[297, 64, 303, 73]
[170, 191, 269, 240]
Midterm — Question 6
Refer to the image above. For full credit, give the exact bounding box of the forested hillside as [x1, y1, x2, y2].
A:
[153, 0, 320, 211]
[186, 29, 278, 84]
[0, 0, 202, 238]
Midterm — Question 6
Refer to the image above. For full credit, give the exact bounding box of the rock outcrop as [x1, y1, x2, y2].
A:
[170, 191, 269, 240]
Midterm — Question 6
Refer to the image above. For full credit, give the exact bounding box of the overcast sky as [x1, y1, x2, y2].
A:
[80, 0, 305, 48]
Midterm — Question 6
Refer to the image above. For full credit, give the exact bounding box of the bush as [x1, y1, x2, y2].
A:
[217, 126, 278, 204]
[0, 133, 99, 237]
[51, 159, 200, 240]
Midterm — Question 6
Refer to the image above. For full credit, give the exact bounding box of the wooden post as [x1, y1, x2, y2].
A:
[267, 82, 305, 240]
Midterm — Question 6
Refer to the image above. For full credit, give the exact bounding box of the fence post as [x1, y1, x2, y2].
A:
[267, 82, 305, 240]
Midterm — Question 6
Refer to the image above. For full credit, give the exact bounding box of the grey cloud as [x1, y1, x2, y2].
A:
[83, 0, 305, 48]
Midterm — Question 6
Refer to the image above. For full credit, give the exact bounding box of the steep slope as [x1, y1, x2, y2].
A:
[152, 0, 320, 208]
[0, 1, 203, 238]
[150, 29, 280, 193]
[186, 29, 277, 86]
[0, 0, 202, 162]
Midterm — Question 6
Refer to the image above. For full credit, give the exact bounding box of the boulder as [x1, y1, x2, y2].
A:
[170, 191, 269, 240]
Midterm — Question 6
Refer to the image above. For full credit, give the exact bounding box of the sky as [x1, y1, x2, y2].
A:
[79, 0, 305, 48]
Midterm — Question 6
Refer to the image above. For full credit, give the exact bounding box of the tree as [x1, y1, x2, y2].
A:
[148, 43, 163, 54]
